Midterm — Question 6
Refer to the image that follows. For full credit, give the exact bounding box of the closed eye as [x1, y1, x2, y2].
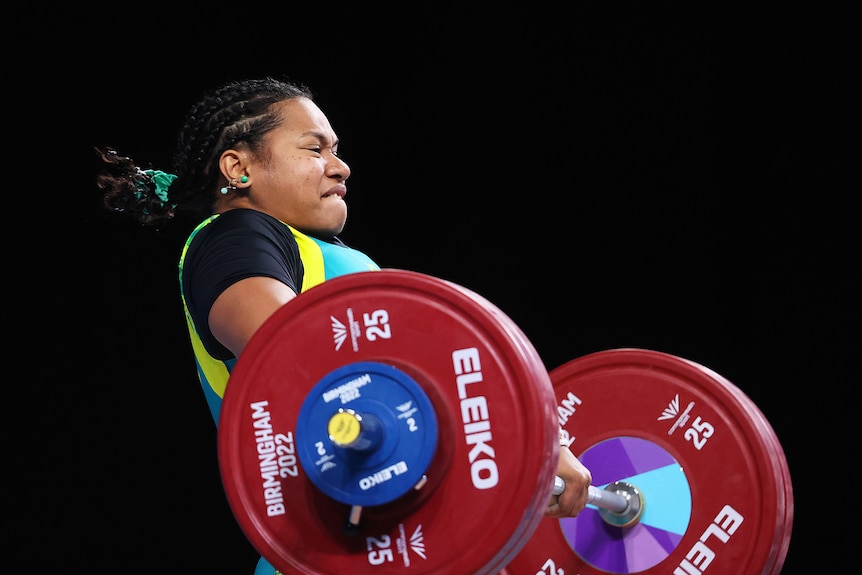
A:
[308, 146, 341, 158]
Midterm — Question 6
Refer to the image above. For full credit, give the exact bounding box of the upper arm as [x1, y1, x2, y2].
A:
[208, 275, 298, 358]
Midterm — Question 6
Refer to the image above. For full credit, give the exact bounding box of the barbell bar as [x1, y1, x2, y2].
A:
[553, 477, 644, 527]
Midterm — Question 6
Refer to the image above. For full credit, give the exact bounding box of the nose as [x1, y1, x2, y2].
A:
[327, 153, 351, 181]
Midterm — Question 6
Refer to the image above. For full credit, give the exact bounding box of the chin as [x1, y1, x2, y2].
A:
[308, 222, 346, 240]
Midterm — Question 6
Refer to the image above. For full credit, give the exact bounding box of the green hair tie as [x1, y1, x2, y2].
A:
[143, 169, 178, 204]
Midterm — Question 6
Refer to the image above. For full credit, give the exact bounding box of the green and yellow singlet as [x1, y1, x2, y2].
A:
[178, 208, 380, 426]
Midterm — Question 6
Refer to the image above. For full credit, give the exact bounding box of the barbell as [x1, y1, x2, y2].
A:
[217, 269, 793, 574]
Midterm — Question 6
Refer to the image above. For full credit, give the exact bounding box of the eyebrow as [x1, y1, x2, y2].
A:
[301, 130, 338, 146]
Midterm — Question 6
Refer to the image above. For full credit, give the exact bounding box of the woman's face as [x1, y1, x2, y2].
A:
[243, 97, 351, 238]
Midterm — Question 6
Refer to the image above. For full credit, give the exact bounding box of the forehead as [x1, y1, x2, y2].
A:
[275, 97, 335, 135]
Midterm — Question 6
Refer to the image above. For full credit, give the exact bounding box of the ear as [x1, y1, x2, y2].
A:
[218, 149, 250, 184]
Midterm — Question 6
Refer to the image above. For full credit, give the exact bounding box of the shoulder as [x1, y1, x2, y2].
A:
[182, 208, 304, 293]
[184, 209, 300, 269]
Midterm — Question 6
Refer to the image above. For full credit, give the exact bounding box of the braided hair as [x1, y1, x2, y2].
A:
[96, 77, 314, 228]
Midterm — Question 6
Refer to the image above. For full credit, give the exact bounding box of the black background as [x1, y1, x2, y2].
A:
[10, 3, 854, 573]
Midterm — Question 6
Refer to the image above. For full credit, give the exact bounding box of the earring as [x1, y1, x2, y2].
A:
[220, 176, 248, 195]
[220, 178, 239, 195]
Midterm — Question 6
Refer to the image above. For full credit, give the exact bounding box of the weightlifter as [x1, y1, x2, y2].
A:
[96, 76, 593, 574]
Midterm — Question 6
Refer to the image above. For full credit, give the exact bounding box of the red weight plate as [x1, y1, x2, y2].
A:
[503, 348, 792, 575]
[675, 356, 794, 575]
[218, 269, 559, 575]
